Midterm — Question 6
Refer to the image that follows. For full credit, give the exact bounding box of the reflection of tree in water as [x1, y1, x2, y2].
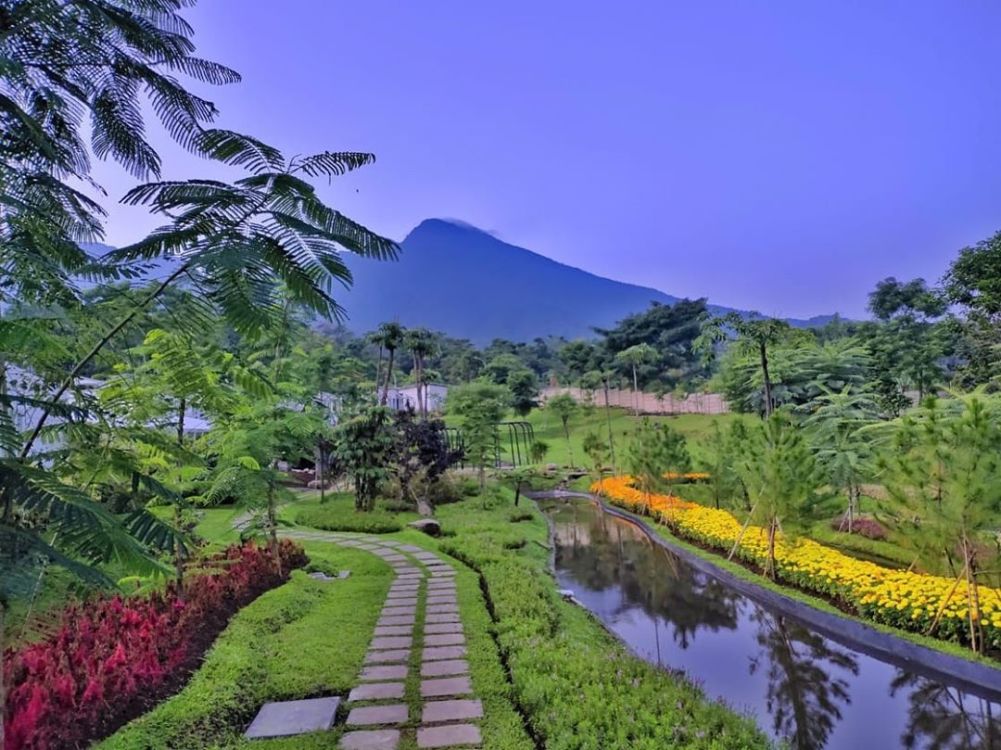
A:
[551, 503, 739, 648]
[749, 610, 858, 750]
[891, 672, 1001, 749]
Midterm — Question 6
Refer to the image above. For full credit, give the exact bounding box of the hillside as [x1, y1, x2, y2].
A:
[338, 219, 837, 342]
[84, 221, 839, 342]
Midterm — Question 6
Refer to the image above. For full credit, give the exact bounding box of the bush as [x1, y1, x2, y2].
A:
[296, 506, 403, 534]
[509, 510, 534, 523]
[830, 516, 887, 541]
[3, 542, 307, 750]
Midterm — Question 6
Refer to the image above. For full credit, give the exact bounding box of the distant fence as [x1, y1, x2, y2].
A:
[540, 386, 730, 415]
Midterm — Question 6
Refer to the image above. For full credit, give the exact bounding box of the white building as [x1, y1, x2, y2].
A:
[386, 383, 448, 413]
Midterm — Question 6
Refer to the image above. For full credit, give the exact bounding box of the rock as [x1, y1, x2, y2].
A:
[408, 518, 442, 537]
[307, 479, 333, 489]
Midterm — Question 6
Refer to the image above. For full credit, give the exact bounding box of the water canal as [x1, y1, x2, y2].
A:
[540, 498, 1001, 749]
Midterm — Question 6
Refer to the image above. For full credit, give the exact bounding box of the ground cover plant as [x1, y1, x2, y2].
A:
[433, 489, 772, 750]
[3, 541, 306, 750]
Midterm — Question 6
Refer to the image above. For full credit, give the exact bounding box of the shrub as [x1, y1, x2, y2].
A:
[509, 510, 534, 523]
[296, 506, 403, 534]
[3, 541, 306, 750]
[830, 516, 887, 541]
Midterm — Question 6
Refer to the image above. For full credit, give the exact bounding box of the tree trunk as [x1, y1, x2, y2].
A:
[759, 342, 773, 418]
[632, 365, 640, 416]
[176, 397, 186, 447]
[514, 480, 522, 507]
[267, 481, 281, 576]
[374, 344, 384, 400]
[173, 504, 186, 587]
[316, 442, 326, 504]
[381, 348, 395, 405]
[767, 519, 778, 579]
[604, 381, 616, 472]
[0, 599, 5, 750]
[563, 421, 575, 468]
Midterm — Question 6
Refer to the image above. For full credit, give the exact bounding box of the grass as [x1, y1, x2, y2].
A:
[290, 491, 421, 533]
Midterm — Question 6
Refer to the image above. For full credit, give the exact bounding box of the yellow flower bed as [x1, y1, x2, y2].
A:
[591, 475, 1001, 649]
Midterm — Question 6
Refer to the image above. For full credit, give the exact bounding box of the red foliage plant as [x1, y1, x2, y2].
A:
[3, 540, 307, 750]
[830, 516, 888, 541]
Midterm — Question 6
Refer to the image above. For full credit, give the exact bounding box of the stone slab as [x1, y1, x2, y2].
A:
[400, 545, 425, 552]
[377, 615, 415, 627]
[348, 682, 405, 702]
[421, 698, 482, 723]
[359, 664, 408, 681]
[420, 676, 473, 698]
[424, 622, 463, 635]
[244, 696, 340, 738]
[364, 648, 410, 664]
[369, 636, 412, 650]
[340, 729, 400, 750]
[425, 604, 458, 615]
[424, 633, 465, 647]
[388, 585, 420, 595]
[416, 723, 481, 748]
[422, 644, 466, 661]
[381, 606, 417, 617]
[346, 704, 408, 726]
[382, 597, 418, 607]
[426, 595, 457, 605]
[420, 659, 469, 677]
[373, 625, 413, 637]
[424, 613, 460, 624]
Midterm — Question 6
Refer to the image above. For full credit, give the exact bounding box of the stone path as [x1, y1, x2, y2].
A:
[281, 530, 483, 749]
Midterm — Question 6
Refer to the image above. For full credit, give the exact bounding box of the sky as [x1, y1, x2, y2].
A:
[93, 0, 1001, 319]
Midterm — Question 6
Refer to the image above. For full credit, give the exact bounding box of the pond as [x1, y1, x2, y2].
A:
[540, 499, 1001, 749]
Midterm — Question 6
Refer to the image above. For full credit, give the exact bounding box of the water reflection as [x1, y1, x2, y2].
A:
[544, 500, 1001, 749]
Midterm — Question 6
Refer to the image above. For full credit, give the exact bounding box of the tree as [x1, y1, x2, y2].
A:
[390, 410, 461, 515]
[803, 387, 880, 533]
[945, 231, 1001, 389]
[581, 368, 618, 470]
[698, 420, 745, 510]
[372, 322, 406, 405]
[506, 369, 540, 416]
[877, 395, 1001, 653]
[405, 327, 436, 417]
[614, 343, 658, 415]
[582, 431, 611, 489]
[332, 405, 395, 512]
[697, 314, 796, 417]
[731, 410, 820, 578]
[627, 418, 691, 500]
[546, 393, 579, 468]
[448, 381, 509, 489]
[529, 440, 550, 464]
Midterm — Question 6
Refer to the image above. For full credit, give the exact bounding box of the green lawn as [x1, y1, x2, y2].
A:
[449, 404, 742, 470]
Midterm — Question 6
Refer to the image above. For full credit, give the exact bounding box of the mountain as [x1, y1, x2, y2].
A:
[337, 219, 838, 343]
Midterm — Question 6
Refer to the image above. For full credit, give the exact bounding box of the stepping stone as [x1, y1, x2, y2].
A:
[349, 682, 405, 702]
[346, 704, 408, 726]
[421, 659, 469, 677]
[359, 664, 408, 681]
[400, 545, 424, 552]
[416, 723, 481, 748]
[425, 613, 460, 624]
[378, 615, 415, 627]
[425, 622, 463, 635]
[244, 696, 340, 738]
[374, 625, 413, 637]
[421, 698, 482, 723]
[426, 604, 458, 615]
[383, 597, 418, 607]
[389, 584, 420, 593]
[420, 676, 473, 698]
[381, 606, 417, 617]
[396, 575, 423, 583]
[369, 636, 412, 650]
[340, 729, 400, 750]
[422, 645, 466, 661]
[365, 648, 410, 664]
[424, 633, 464, 647]
[427, 595, 456, 605]
[430, 571, 455, 578]
[427, 579, 454, 588]
[426, 584, 455, 593]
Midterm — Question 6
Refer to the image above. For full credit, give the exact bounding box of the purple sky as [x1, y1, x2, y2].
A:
[93, 1, 1001, 319]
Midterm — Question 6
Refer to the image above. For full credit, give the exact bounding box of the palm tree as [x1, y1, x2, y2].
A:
[374, 322, 406, 406]
[614, 343, 657, 416]
[696, 313, 796, 417]
[405, 328, 436, 417]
